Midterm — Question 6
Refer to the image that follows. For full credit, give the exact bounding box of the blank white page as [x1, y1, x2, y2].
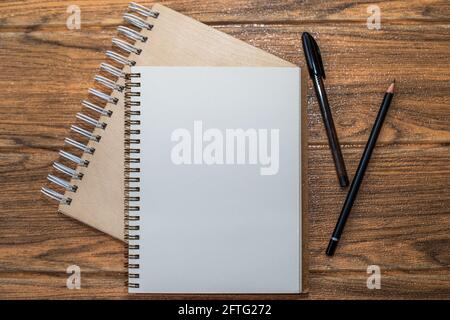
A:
[128, 67, 301, 293]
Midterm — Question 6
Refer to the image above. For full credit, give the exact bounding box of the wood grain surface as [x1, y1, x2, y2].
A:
[0, 0, 449, 299]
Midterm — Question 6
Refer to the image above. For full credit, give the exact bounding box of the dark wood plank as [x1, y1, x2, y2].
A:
[1, 23, 449, 145]
[308, 144, 450, 271]
[0, 0, 449, 300]
[308, 269, 450, 299]
[1, 270, 449, 299]
[0, 0, 449, 30]
[0, 272, 126, 299]
[0, 143, 448, 300]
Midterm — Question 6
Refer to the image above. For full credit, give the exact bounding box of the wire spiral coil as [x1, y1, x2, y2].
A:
[40, 1, 158, 290]
[124, 72, 142, 289]
[41, 2, 158, 211]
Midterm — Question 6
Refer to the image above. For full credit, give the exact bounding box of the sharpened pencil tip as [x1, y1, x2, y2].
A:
[387, 80, 395, 93]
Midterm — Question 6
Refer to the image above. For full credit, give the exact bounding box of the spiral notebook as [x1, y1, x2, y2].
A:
[41, 2, 305, 238]
[41, 3, 308, 292]
[125, 66, 303, 293]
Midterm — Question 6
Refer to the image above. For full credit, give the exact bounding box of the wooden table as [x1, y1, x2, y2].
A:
[0, 0, 449, 299]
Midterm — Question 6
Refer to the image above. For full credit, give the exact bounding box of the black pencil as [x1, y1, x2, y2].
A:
[326, 81, 396, 256]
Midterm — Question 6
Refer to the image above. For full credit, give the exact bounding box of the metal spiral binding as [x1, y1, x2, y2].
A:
[123, 13, 154, 30]
[82, 100, 112, 117]
[76, 113, 107, 129]
[41, 187, 72, 205]
[53, 162, 83, 180]
[129, 2, 159, 18]
[59, 150, 90, 167]
[106, 51, 136, 66]
[125, 72, 142, 289]
[88, 88, 119, 105]
[117, 26, 148, 43]
[100, 63, 126, 79]
[41, 4, 159, 262]
[71, 125, 101, 142]
[47, 175, 78, 192]
[112, 38, 142, 55]
[65, 138, 96, 155]
[94, 75, 125, 92]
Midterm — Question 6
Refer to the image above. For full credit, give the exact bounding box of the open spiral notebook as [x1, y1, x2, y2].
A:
[42, 2, 308, 293]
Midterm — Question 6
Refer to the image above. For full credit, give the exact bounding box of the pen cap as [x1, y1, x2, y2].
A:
[301, 32, 326, 79]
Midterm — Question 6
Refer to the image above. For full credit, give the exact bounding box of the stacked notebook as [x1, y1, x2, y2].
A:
[42, 2, 307, 293]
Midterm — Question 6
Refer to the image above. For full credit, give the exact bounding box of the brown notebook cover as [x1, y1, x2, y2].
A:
[42, 3, 308, 291]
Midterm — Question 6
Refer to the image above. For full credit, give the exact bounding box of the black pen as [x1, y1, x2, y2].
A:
[326, 81, 396, 256]
[302, 32, 349, 187]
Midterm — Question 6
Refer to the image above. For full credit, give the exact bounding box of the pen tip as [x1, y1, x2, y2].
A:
[387, 80, 395, 93]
